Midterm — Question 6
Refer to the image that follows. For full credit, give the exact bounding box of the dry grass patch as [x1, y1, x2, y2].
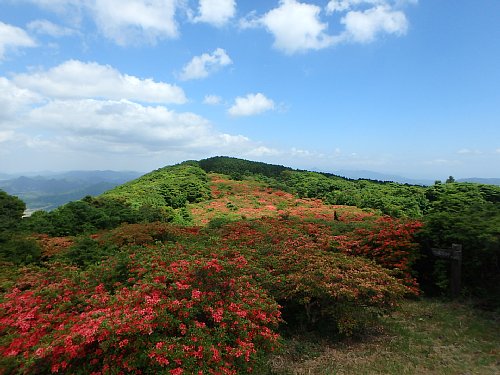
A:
[264, 299, 500, 374]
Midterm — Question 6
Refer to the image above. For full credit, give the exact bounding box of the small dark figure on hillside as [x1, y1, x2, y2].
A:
[334, 210, 340, 221]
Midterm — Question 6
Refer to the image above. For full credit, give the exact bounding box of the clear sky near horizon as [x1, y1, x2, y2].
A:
[0, 0, 499, 179]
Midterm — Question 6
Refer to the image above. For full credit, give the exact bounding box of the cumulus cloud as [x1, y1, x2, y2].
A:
[240, 0, 413, 54]
[326, 0, 353, 13]
[192, 0, 236, 27]
[259, 0, 336, 54]
[0, 68, 274, 170]
[13, 60, 187, 104]
[25, 99, 214, 149]
[23, 0, 238, 45]
[245, 146, 281, 157]
[24, 0, 178, 45]
[90, 0, 178, 45]
[228, 93, 275, 117]
[179, 48, 232, 81]
[0, 77, 42, 121]
[15, 98, 264, 158]
[203, 94, 222, 105]
[341, 4, 408, 43]
[0, 22, 37, 59]
[326, 0, 384, 14]
[27, 19, 77, 37]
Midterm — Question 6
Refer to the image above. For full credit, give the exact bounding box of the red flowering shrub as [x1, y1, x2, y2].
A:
[216, 218, 409, 335]
[1, 214, 422, 373]
[95, 222, 200, 248]
[33, 234, 74, 257]
[332, 217, 423, 294]
[0, 247, 280, 374]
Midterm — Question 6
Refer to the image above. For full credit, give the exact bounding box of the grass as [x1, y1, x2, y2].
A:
[263, 298, 500, 374]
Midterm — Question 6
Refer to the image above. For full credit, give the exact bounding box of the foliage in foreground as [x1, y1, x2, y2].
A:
[0, 248, 281, 374]
[0, 215, 421, 374]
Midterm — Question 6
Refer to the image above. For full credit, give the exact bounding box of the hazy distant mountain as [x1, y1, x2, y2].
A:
[0, 170, 142, 211]
[50, 170, 142, 183]
[0, 172, 14, 180]
[329, 170, 500, 186]
[333, 170, 435, 186]
[457, 178, 500, 185]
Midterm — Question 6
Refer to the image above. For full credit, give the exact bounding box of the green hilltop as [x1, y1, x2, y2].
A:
[103, 156, 429, 218]
[0, 156, 499, 374]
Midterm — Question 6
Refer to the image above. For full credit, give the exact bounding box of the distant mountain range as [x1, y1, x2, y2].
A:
[333, 170, 500, 186]
[456, 177, 500, 185]
[0, 170, 142, 211]
[333, 170, 435, 185]
[1, 167, 498, 212]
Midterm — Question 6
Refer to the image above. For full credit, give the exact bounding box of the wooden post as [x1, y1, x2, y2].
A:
[450, 244, 462, 298]
[431, 244, 462, 298]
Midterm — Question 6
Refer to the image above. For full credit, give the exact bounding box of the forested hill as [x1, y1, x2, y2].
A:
[101, 156, 500, 304]
[3, 156, 500, 300]
[1, 156, 499, 373]
[99, 156, 427, 217]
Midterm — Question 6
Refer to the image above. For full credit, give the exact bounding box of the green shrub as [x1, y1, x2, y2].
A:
[0, 237, 41, 265]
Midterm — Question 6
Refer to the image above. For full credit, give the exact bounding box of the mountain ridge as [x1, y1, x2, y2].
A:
[2, 158, 499, 213]
[0, 170, 142, 211]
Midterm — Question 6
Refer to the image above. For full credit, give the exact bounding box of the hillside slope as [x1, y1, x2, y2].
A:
[1, 157, 499, 374]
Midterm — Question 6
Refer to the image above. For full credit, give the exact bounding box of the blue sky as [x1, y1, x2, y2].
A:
[0, 0, 499, 179]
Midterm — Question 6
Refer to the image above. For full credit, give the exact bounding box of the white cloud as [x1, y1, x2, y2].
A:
[457, 148, 482, 155]
[0, 72, 273, 170]
[245, 146, 281, 157]
[24, 99, 214, 149]
[203, 94, 222, 105]
[260, 0, 336, 54]
[13, 60, 186, 104]
[27, 19, 77, 37]
[326, 0, 385, 14]
[326, 0, 415, 14]
[179, 48, 232, 81]
[192, 0, 236, 27]
[0, 77, 42, 121]
[228, 93, 275, 117]
[241, 0, 414, 54]
[0, 22, 37, 59]
[238, 11, 260, 29]
[15, 98, 266, 160]
[326, 0, 354, 13]
[27, 0, 178, 45]
[341, 5, 408, 43]
[0, 130, 15, 143]
[22, 0, 83, 13]
[90, 0, 178, 45]
[291, 147, 313, 157]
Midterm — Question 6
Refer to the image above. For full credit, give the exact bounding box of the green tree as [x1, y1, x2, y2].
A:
[0, 191, 41, 265]
[0, 190, 25, 235]
[419, 183, 500, 305]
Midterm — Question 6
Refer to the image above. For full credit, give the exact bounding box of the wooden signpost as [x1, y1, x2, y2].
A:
[431, 244, 462, 298]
